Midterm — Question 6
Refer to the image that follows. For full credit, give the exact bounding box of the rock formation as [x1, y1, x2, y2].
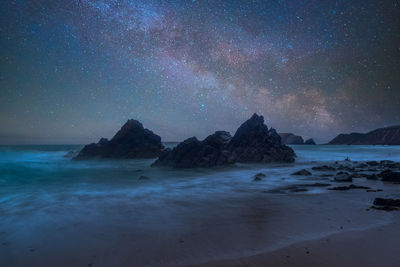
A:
[74, 119, 164, 160]
[228, 114, 295, 163]
[328, 125, 400, 145]
[304, 138, 316, 145]
[152, 131, 234, 168]
[152, 113, 296, 168]
[279, 134, 316, 145]
[279, 133, 304, 145]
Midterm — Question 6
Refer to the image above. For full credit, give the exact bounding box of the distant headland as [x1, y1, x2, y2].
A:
[328, 125, 400, 145]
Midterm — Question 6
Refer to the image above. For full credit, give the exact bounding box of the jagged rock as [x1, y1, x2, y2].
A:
[355, 163, 368, 169]
[380, 160, 400, 169]
[370, 206, 399, 211]
[152, 114, 295, 168]
[334, 171, 352, 182]
[328, 184, 370, 191]
[380, 160, 394, 165]
[379, 170, 400, 182]
[279, 133, 304, 145]
[291, 169, 312, 176]
[228, 114, 295, 163]
[74, 119, 164, 159]
[304, 138, 316, 145]
[373, 198, 400, 207]
[253, 172, 267, 181]
[328, 125, 400, 145]
[152, 131, 234, 168]
[312, 165, 335, 171]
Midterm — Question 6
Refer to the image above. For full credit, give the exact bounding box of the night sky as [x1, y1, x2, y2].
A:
[0, 0, 399, 144]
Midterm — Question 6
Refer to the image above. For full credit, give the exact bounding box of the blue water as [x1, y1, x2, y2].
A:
[1, 144, 400, 266]
[1, 144, 400, 191]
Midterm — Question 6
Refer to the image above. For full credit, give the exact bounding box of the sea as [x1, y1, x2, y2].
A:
[1, 144, 400, 266]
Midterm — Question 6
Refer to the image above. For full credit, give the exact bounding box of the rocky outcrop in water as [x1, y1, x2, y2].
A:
[152, 131, 234, 168]
[291, 169, 312, 176]
[304, 138, 316, 145]
[227, 114, 295, 163]
[279, 133, 316, 145]
[372, 198, 400, 211]
[379, 170, 400, 182]
[152, 114, 296, 168]
[74, 119, 164, 160]
[328, 125, 400, 145]
[279, 133, 304, 145]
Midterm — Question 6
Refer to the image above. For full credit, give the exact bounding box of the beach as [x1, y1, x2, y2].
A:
[1, 145, 400, 266]
[195, 214, 400, 267]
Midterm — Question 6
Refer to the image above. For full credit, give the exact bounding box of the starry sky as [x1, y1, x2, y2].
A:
[0, 0, 399, 144]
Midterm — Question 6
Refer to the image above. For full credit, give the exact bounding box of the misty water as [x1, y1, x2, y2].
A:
[1, 144, 400, 266]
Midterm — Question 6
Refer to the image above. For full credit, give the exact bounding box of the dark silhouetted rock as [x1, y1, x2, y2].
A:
[328, 184, 370, 191]
[291, 169, 312, 176]
[379, 170, 400, 182]
[279, 133, 304, 145]
[291, 188, 308, 192]
[152, 131, 234, 168]
[139, 175, 150, 180]
[356, 163, 369, 169]
[328, 125, 400, 145]
[380, 160, 395, 165]
[366, 189, 383, 192]
[228, 114, 296, 163]
[152, 114, 295, 168]
[373, 198, 400, 207]
[74, 119, 164, 160]
[312, 165, 335, 171]
[253, 172, 266, 181]
[304, 138, 316, 145]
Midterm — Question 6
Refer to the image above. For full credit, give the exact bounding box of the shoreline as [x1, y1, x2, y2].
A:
[1, 154, 400, 266]
[191, 212, 400, 267]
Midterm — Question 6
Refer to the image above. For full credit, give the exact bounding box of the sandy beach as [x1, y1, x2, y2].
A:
[193, 213, 400, 267]
[2, 175, 399, 267]
[188, 183, 400, 267]
[2, 145, 400, 267]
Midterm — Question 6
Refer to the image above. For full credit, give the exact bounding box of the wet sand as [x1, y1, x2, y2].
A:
[1, 183, 398, 267]
[193, 213, 400, 267]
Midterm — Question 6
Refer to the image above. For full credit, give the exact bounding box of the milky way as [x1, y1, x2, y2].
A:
[0, 0, 399, 144]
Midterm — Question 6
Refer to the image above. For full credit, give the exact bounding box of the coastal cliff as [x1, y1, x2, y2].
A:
[328, 126, 400, 145]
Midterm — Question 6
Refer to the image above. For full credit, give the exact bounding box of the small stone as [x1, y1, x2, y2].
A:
[253, 176, 263, 182]
[291, 169, 312, 176]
